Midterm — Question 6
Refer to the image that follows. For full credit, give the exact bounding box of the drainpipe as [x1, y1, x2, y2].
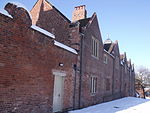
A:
[78, 33, 84, 108]
[112, 57, 115, 98]
[73, 64, 77, 110]
[119, 63, 122, 97]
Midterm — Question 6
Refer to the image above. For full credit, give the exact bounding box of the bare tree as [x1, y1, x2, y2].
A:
[135, 66, 150, 98]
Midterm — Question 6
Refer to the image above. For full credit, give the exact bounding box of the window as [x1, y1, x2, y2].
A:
[92, 37, 99, 58]
[90, 76, 97, 94]
[104, 54, 108, 64]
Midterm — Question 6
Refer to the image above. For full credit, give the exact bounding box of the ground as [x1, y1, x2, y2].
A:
[69, 97, 150, 113]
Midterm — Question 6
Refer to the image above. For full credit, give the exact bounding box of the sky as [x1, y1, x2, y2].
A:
[0, 0, 150, 69]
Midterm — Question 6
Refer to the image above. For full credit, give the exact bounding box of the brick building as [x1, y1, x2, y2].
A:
[0, 0, 135, 113]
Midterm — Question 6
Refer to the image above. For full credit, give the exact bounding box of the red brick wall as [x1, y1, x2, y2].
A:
[0, 13, 77, 113]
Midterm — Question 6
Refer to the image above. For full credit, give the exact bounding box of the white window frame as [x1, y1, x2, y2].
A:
[104, 54, 108, 64]
[90, 76, 97, 94]
[92, 36, 99, 58]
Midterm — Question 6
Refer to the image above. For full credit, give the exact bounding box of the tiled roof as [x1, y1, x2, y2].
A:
[78, 18, 91, 27]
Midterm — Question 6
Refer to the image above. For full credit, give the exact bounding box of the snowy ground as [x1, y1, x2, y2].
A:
[69, 97, 150, 113]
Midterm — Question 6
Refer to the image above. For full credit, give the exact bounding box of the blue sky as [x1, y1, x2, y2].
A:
[1, 0, 150, 69]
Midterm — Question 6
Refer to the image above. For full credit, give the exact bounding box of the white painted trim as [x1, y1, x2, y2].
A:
[54, 40, 78, 54]
[52, 69, 66, 76]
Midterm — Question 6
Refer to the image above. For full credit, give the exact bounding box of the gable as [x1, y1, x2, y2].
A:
[84, 13, 103, 45]
[113, 41, 120, 57]
[30, 0, 71, 45]
[30, 0, 70, 25]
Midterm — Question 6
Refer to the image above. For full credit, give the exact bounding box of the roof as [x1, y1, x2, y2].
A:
[104, 38, 112, 44]
[31, 0, 70, 23]
[52, 5, 71, 23]
[79, 18, 91, 28]
[31, 25, 55, 38]
[54, 40, 77, 54]
[0, 10, 12, 18]
[104, 38, 113, 52]
[120, 54, 124, 60]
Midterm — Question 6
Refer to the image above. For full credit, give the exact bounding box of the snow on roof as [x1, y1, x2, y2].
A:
[9, 2, 32, 19]
[104, 38, 112, 44]
[0, 9, 12, 18]
[1, 1, 32, 19]
[69, 97, 150, 113]
[31, 25, 55, 39]
[121, 61, 124, 65]
[104, 49, 115, 58]
[54, 40, 78, 54]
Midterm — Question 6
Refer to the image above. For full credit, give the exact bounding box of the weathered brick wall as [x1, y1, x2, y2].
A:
[0, 11, 77, 113]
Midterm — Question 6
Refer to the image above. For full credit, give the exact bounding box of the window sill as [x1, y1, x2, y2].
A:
[91, 55, 99, 60]
[90, 92, 97, 96]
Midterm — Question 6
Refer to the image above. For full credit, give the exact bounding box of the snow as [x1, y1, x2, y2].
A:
[31, 25, 55, 39]
[69, 97, 150, 113]
[0, 1, 32, 19]
[0, 9, 12, 18]
[121, 61, 124, 65]
[104, 39, 112, 44]
[54, 40, 78, 54]
[146, 97, 150, 99]
[144, 88, 150, 91]
[31, 26, 77, 54]
[104, 49, 115, 58]
[9, 2, 32, 19]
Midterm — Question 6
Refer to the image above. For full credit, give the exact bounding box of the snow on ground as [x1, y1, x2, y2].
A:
[69, 97, 150, 113]
[146, 97, 150, 99]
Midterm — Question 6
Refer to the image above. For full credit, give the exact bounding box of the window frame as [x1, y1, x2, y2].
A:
[91, 36, 99, 58]
[90, 76, 97, 94]
[104, 54, 108, 64]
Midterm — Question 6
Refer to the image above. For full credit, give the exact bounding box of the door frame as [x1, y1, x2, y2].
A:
[52, 70, 66, 112]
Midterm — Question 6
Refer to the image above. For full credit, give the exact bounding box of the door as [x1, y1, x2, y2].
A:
[53, 75, 64, 112]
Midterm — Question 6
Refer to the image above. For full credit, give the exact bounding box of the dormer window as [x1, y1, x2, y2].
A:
[91, 36, 99, 58]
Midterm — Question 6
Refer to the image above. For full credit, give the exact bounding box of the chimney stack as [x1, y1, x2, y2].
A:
[72, 5, 87, 22]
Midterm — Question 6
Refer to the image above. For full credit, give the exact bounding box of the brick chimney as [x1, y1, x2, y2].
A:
[72, 5, 87, 22]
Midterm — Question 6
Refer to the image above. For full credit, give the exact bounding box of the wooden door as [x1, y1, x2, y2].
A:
[53, 75, 64, 112]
